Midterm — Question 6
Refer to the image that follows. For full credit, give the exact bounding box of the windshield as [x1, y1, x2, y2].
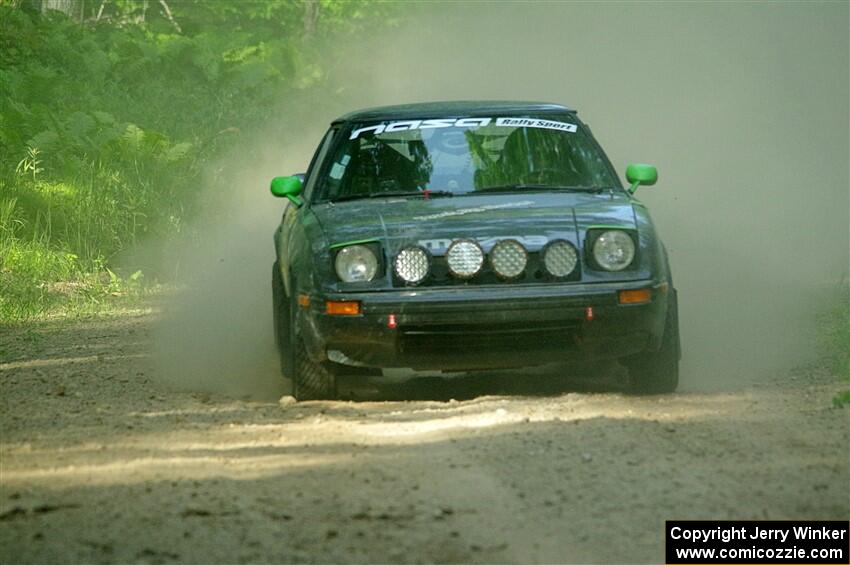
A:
[315, 115, 618, 202]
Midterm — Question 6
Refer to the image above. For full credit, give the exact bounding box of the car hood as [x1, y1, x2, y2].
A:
[311, 191, 637, 255]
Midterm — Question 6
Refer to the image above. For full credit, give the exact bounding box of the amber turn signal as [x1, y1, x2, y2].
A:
[326, 300, 361, 315]
[618, 288, 652, 305]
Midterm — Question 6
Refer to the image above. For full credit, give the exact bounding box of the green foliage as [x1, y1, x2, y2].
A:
[15, 146, 42, 179]
[0, 184, 148, 320]
[0, 1, 407, 321]
[816, 284, 850, 406]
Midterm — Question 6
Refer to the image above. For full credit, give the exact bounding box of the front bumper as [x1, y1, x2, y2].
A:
[299, 280, 670, 371]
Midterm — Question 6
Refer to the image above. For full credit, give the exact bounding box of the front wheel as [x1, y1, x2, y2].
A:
[272, 262, 293, 377]
[624, 291, 680, 394]
[291, 330, 336, 400]
[286, 278, 336, 401]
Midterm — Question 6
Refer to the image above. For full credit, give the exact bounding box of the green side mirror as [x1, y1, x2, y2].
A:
[270, 176, 304, 206]
[625, 163, 658, 194]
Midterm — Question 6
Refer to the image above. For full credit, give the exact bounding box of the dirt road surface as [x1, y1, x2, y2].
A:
[1, 310, 848, 564]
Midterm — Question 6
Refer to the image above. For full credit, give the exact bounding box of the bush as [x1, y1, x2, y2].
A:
[0, 1, 406, 320]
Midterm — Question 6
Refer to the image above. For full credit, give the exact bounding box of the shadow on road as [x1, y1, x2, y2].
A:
[338, 361, 627, 402]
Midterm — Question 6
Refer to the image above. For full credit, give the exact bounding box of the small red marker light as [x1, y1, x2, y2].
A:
[585, 306, 594, 321]
[387, 313, 397, 329]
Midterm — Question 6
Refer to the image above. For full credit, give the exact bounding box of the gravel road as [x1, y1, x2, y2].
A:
[1, 310, 848, 564]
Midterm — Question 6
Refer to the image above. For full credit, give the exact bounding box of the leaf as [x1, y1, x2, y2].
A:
[122, 124, 145, 150]
[163, 142, 192, 163]
[92, 111, 116, 125]
[67, 112, 96, 142]
[27, 130, 60, 150]
[8, 100, 31, 118]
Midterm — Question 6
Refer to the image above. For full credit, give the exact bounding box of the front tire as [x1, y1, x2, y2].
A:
[284, 277, 336, 401]
[625, 291, 680, 394]
[291, 330, 337, 400]
[272, 262, 293, 377]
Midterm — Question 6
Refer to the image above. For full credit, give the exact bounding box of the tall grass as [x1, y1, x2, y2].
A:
[817, 284, 850, 405]
[0, 169, 150, 320]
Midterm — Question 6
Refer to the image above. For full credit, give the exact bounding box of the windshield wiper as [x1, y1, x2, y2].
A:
[473, 184, 604, 193]
[332, 190, 454, 203]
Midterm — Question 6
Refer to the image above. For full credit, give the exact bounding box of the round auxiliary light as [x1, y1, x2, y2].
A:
[489, 239, 528, 279]
[543, 240, 578, 277]
[446, 239, 484, 279]
[394, 246, 430, 284]
[335, 245, 379, 283]
[592, 230, 635, 271]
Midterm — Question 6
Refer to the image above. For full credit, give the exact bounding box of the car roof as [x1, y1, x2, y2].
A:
[332, 100, 575, 124]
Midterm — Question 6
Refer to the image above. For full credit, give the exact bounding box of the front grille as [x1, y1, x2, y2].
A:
[398, 320, 580, 356]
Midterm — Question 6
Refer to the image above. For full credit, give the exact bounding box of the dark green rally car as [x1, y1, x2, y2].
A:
[270, 101, 680, 400]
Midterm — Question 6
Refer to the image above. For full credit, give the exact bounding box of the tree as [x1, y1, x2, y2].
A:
[41, 0, 82, 20]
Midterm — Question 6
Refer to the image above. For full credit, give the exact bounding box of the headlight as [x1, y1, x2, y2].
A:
[489, 239, 528, 279]
[592, 230, 635, 271]
[394, 246, 430, 284]
[446, 239, 484, 279]
[543, 240, 578, 277]
[335, 245, 379, 282]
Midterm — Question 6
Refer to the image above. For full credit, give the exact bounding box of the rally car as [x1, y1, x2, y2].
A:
[270, 101, 680, 400]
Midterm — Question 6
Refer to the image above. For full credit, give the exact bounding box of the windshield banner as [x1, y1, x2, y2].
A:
[349, 117, 578, 140]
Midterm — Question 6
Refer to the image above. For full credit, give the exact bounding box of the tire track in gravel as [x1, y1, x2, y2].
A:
[1, 312, 848, 564]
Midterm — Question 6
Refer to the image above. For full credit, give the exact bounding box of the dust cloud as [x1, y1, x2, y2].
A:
[149, 118, 326, 399]
[151, 2, 849, 397]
